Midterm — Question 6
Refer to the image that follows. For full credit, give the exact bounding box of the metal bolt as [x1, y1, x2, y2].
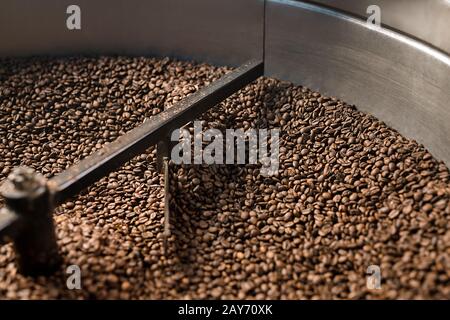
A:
[9, 167, 40, 192]
[0, 166, 61, 275]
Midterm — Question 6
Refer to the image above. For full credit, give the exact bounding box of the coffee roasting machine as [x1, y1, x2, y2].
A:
[0, 0, 449, 275]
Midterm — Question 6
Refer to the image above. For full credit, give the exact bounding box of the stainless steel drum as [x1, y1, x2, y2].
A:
[3, 0, 448, 167]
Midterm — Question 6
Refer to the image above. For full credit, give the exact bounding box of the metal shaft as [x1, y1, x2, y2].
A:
[163, 157, 171, 254]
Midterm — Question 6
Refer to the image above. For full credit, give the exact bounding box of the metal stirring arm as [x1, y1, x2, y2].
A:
[0, 60, 264, 275]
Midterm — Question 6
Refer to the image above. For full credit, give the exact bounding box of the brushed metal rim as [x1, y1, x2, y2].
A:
[306, 0, 450, 54]
[281, 0, 450, 65]
[265, 0, 450, 167]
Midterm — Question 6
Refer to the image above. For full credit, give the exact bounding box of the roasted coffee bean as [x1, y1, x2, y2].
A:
[0, 56, 449, 300]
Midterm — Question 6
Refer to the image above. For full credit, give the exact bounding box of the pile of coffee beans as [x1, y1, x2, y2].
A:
[0, 56, 448, 299]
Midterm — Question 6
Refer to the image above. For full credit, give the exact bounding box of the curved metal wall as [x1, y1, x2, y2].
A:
[0, 0, 264, 67]
[265, 0, 450, 167]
